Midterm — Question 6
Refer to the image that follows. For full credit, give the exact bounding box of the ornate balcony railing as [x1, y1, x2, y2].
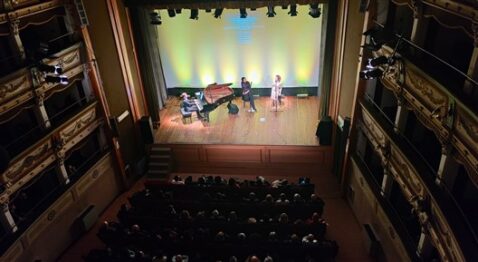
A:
[375, 45, 478, 188]
[359, 99, 478, 261]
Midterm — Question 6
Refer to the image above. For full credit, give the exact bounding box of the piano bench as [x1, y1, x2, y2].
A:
[180, 108, 193, 124]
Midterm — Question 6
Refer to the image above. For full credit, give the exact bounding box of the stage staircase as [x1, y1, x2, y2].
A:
[147, 145, 173, 180]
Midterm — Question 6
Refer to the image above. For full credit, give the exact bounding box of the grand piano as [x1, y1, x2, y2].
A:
[194, 82, 236, 121]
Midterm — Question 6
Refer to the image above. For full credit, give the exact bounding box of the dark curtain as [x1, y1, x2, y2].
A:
[129, 7, 168, 125]
[319, 1, 338, 118]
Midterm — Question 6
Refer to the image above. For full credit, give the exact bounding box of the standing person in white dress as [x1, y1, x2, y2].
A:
[271, 74, 283, 108]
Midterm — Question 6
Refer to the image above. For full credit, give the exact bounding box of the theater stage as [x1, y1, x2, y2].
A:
[155, 95, 321, 146]
[154, 96, 332, 176]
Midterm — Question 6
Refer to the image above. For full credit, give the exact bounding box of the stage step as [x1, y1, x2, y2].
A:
[148, 146, 173, 180]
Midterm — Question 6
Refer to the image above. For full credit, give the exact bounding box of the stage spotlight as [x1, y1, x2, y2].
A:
[309, 4, 321, 18]
[190, 9, 199, 20]
[288, 4, 298, 16]
[367, 56, 388, 68]
[360, 68, 383, 80]
[205, 9, 212, 13]
[45, 75, 69, 85]
[167, 9, 176, 17]
[150, 12, 161, 25]
[240, 8, 247, 18]
[214, 8, 223, 18]
[37, 63, 62, 75]
[175, 9, 182, 14]
[267, 5, 276, 17]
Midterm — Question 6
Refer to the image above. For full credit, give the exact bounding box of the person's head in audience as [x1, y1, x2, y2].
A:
[180, 210, 191, 220]
[214, 176, 223, 184]
[172, 175, 184, 184]
[185, 176, 193, 184]
[268, 231, 277, 242]
[215, 231, 225, 241]
[237, 232, 246, 241]
[310, 193, 318, 201]
[207, 176, 214, 184]
[294, 193, 304, 203]
[264, 256, 273, 262]
[264, 194, 274, 203]
[248, 217, 257, 224]
[248, 192, 258, 202]
[198, 176, 206, 184]
[168, 205, 177, 215]
[247, 255, 261, 262]
[256, 176, 265, 186]
[172, 254, 188, 262]
[211, 209, 220, 219]
[279, 213, 288, 224]
[228, 178, 236, 186]
[228, 211, 238, 222]
[131, 224, 141, 232]
[276, 193, 289, 203]
[311, 212, 320, 223]
[290, 233, 300, 243]
[229, 256, 238, 262]
[196, 210, 206, 219]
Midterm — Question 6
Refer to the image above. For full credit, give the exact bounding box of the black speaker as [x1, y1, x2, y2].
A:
[316, 116, 333, 145]
[139, 116, 154, 144]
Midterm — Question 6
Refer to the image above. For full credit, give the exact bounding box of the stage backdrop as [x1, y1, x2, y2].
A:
[156, 5, 323, 88]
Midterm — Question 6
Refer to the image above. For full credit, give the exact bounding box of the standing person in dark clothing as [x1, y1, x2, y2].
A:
[241, 77, 257, 112]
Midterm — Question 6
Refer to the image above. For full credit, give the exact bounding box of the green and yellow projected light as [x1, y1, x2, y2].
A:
[156, 5, 323, 88]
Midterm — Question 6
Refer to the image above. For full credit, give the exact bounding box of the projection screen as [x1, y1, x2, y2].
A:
[156, 5, 323, 88]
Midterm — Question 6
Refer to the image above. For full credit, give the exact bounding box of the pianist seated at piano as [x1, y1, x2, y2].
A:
[180, 93, 204, 120]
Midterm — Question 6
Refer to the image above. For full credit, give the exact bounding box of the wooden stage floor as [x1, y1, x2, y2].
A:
[155, 96, 321, 146]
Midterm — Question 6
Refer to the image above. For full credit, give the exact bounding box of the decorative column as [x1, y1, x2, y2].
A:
[0, 203, 18, 234]
[417, 228, 434, 259]
[380, 169, 394, 198]
[410, 0, 427, 47]
[435, 145, 459, 186]
[82, 64, 95, 102]
[55, 150, 70, 185]
[9, 19, 25, 63]
[31, 68, 52, 130]
[34, 90, 52, 130]
[394, 98, 409, 133]
[464, 22, 478, 96]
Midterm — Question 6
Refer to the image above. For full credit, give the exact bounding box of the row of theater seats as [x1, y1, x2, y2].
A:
[85, 176, 338, 262]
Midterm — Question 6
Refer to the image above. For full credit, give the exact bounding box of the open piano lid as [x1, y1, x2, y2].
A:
[203, 82, 234, 104]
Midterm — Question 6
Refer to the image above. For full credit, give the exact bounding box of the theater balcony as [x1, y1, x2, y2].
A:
[0, 0, 81, 78]
[351, 92, 478, 261]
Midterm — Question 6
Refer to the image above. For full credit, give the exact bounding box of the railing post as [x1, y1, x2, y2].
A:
[464, 24, 478, 97]
[436, 145, 459, 186]
[394, 99, 408, 133]
[0, 203, 18, 234]
[417, 228, 434, 259]
[380, 170, 394, 198]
